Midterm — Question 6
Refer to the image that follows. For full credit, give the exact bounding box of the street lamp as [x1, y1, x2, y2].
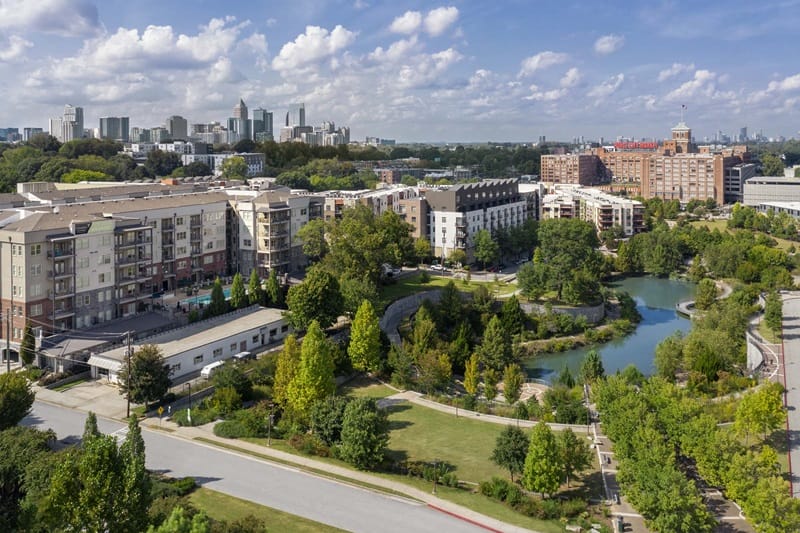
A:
[267, 403, 275, 446]
[185, 382, 192, 425]
[432, 459, 438, 495]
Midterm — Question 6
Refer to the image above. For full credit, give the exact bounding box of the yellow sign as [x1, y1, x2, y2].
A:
[158, 406, 164, 416]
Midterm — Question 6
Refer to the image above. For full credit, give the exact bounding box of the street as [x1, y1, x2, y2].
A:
[24, 401, 486, 533]
[780, 293, 800, 498]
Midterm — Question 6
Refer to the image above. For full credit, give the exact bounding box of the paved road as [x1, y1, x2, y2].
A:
[781, 293, 800, 498]
[24, 401, 486, 533]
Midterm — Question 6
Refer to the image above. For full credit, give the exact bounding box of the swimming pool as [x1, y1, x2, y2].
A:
[180, 287, 231, 307]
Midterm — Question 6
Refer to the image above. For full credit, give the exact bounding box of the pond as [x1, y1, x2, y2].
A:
[521, 276, 695, 382]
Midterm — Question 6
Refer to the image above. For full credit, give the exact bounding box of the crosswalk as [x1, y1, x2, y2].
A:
[111, 427, 129, 444]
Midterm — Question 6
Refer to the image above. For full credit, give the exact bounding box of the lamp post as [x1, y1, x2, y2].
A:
[432, 459, 438, 495]
[185, 382, 192, 425]
[267, 403, 274, 446]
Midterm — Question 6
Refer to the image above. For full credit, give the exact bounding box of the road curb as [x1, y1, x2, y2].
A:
[427, 504, 505, 533]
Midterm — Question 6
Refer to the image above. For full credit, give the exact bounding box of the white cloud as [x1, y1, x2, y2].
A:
[0, 34, 32, 61]
[272, 25, 356, 72]
[587, 73, 625, 100]
[518, 51, 568, 77]
[353, 0, 369, 9]
[560, 67, 581, 88]
[424, 6, 459, 36]
[766, 73, 800, 92]
[0, 0, 100, 37]
[396, 47, 462, 89]
[657, 62, 695, 82]
[240, 32, 268, 55]
[524, 84, 567, 101]
[208, 57, 243, 84]
[594, 34, 625, 55]
[389, 11, 422, 34]
[665, 69, 717, 100]
[368, 36, 419, 63]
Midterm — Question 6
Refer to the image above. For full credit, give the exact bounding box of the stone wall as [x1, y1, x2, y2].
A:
[520, 302, 606, 324]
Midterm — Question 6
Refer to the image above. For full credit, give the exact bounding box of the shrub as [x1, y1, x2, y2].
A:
[504, 484, 526, 506]
[172, 407, 218, 427]
[560, 498, 588, 518]
[213, 419, 248, 438]
[479, 477, 511, 501]
[211, 386, 242, 416]
[288, 433, 330, 457]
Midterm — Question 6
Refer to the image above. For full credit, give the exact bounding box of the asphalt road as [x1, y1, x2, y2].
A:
[24, 401, 484, 533]
[781, 294, 800, 498]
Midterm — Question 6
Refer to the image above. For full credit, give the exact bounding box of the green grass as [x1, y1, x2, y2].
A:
[52, 378, 89, 392]
[690, 220, 798, 252]
[188, 487, 346, 532]
[338, 375, 396, 399]
[379, 273, 517, 308]
[758, 319, 782, 344]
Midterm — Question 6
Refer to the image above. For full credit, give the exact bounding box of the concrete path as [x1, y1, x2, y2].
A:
[780, 292, 800, 498]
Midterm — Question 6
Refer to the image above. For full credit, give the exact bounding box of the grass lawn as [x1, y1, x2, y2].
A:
[690, 219, 798, 252]
[758, 319, 782, 344]
[379, 273, 517, 308]
[188, 487, 346, 532]
[338, 375, 396, 399]
[52, 378, 89, 392]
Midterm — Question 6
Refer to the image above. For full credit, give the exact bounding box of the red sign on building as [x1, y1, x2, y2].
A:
[613, 141, 658, 150]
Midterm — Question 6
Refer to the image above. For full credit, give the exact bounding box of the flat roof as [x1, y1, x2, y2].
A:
[758, 201, 800, 210]
[745, 176, 800, 184]
[95, 306, 285, 362]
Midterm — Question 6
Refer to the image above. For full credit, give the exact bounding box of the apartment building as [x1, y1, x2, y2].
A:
[181, 152, 265, 177]
[542, 186, 645, 235]
[642, 153, 727, 205]
[540, 154, 604, 185]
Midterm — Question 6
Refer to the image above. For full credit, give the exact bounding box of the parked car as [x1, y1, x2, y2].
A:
[430, 264, 444, 271]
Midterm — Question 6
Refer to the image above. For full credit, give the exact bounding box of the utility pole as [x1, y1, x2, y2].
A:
[126, 331, 132, 419]
[5, 312, 10, 373]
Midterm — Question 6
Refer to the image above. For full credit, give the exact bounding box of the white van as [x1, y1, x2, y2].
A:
[200, 361, 225, 379]
[232, 351, 252, 362]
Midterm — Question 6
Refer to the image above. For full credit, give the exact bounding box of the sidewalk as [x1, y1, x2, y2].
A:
[142, 416, 533, 533]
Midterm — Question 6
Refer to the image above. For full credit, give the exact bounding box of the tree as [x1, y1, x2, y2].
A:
[338, 397, 390, 470]
[229, 272, 247, 309]
[555, 365, 575, 389]
[339, 275, 379, 318]
[414, 237, 431, 265]
[760, 153, 784, 177]
[579, 349, 604, 383]
[118, 416, 151, 533]
[500, 296, 526, 336]
[734, 382, 786, 443]
[416, 351, 452, 394]
[447, 248, 467, 267]
[83, 411, 100, 440]
[559, 428, 591, 487]
[286, 267, 342, 330]
[310, 395, 350, 446]
[247, 269, 265, 306]
[233, 139, 256, 153]
[448, 321, 472, 373]
[463, 353, 480, 397]
[764, 290, 783, 333]
[410, 306, 437, 362]
[516, 261, 548, 300]
[286, 321, 336, 417]
[19, 321, 35, 366]
[203, 277, 228, 319]
[144, 150, 182, 176]
[220, 155, 248, 179]
[117, 344, 172, 410]
[273, 334, 300, 407]
[694, 278, 717, 310]
[491, 425, 530, 481]
[536, 218, 600, 300]
[348, 299, 382, 373]
[265, 268, 284, 308]
[182, 161, 212, 177]
[0, 371, 35, 430]
[503, 364, 524, 405]
[148, 506, 211, 533]
[654, 332, 684, 381]
[473, 229, 499, 269]
[296, 219, 328, 261]
[212, 364, 253, 400]
[0, 426, 55, 531]
[483, 368, 499, 403]
[522, 421, 563, 497]
[478, 316, 512, 371]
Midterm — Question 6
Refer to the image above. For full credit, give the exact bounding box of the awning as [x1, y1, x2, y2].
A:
[87, 355, 123, 373]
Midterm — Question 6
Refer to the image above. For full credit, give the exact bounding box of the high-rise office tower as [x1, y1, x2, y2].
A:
[62, 104, 84, 142]
[99, 116, 130, 142]
[285, 103, 305, 127]
[252, 108, 273, 141]
[233, 99, 248, 121]
[166, 115, 188, 140]
[228, 99, 251, 141]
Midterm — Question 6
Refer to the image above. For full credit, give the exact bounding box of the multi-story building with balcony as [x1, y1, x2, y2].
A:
[542, 185, 645, 235]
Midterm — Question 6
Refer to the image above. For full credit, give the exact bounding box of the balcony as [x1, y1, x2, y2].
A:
[190, 217, 202, 228]
[49, 247, 74, 258]
[54, 306, 75, 319]
[49, 267, 74, 279]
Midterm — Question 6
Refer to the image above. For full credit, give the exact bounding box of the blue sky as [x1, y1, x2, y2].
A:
[0, 0, 798, 142]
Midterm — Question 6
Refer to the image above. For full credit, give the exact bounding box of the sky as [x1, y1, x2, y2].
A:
[0, 0, 798, 143]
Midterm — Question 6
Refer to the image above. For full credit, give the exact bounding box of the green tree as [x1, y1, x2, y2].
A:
[296, 219, 328, 262]
[247, 269, 265, 306]
[760, 153, 784, 177]
[148, 506, 210, 533]
[413, 237, 431, 265]
[220, 155, 248, 179]
[286, 267, 342, 330]
[463, 353, 480, 397]
[272, 334, 300, 407]
[478, 316, 512, 371]
[522, 421, 563, 497]
[694, 278, 717, 310]
[212, 364, 253, 400]
[144, 150, 182, 176]
[338, 397, 389, 470]
[410, 306, 438, 362]
[503, 364, 524, 405]
[339, 275, 379, 319]
[483, 368, 499, 403]
[204, 277, 228, 318]
[555, 365, 575, 389]
[654, 332, 684, 381]
[286, 321, 336, 417]
[491, 425, 530, 481]
[734, 382, 786, 443]
[118, 416, 151, 533]
[473, 229, 499, 269]
[348, 299, 382, 373]
[416, 351, 452, 394]
[559, 428, 591, 487]
[579, 349, 604, 383]
[537, 218, 601, 300]
[61, 169, 111, 183]
[310, 395, 350, 446]
[764, 290, 783, 334]
[117, 344, 172, 410]
[19, 321, 35, 366]
[500, 295, 526, 336]
[265, 268, 284, 308]
[0, 426, 55, 531]
[447, 248, 467, 267]
[516, 261, 548, 300]
[0, 370, 35, 430]
[229, 272, 247, 309]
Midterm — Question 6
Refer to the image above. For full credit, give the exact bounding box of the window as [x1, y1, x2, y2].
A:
[30, 304, 43, 316]
[13, 327, 21, 339]
[193, 355, 204, 365]
[13, 305, 22, 316]
[78, 294, 90, 306]
[178, 260, 187, 269]
[177, 246, 187, 255]
[281, 325, 289, 332]
[206, 242, 213, 249]
[78, 257, 89, 269]
[30, 264, 42, 276]
[230, 343, 237, 353]
[176, 232, 186, 240]
[98, 291, 105, 303]
[243, 239, 252, 247]
[252, 335, 259, 344]
[29, 244, 41, 256]
[269, 328, 277, 337]
[203, 255, 213, 264]
[101, 235, 112, 246]
[171, 363, 181, 373]
[98, 273, 106, 283]
[12, 265, 22, 277]
[176, 217, 184, 226]
[213, 348, 223, 358]
[29, 284, 42, 297]
[105, 310, 112, 321]
[12, 285, 22, 297]
[76, 238, 89, 250]
[99, 254, 111, 265]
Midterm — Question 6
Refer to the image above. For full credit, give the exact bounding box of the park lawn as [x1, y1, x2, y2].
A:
[338, 375, 396, 399]
[379, 273, 516, 309]
[758, 319, 782, 344]
[188, 487, 346, 533]
[690, 219, 798, 252]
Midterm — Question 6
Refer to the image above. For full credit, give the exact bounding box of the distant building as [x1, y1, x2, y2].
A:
[542, 185, 645, 235]
[227, 99, 251, 142]
[49, 104, 84, 142]
[252, 108, 273, 141]
[743, 176, 800, 206]
[286, 103, 305, 127]
[540, 154, 604, 185]
[166, 115, 188, 141]
[22, 128, 43, 141]
[181, 152, 265, 177]
[99, 116, 130, 142]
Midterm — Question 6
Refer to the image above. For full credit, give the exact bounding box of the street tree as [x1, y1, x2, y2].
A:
[19, 321, 35, 366]
[296, 218, 328, 262]
[348, 299, 382, 373]
[338, 397, 390, 470]
[764, 291, 783, 334]
[118, 416, 151, 533]
[579, 349, 605, 383]
[310, 395, 350, 446]
[272, 334, 300, 407]
[491, 425, 530, 481]
[483, 368, 499, 403]
[229, 272, 247, 309]
[220, 156, 248, 180]
[473, 229, 499, 269]
[204, 277, 228, 318]
[117, 344, 172, 410]
[417, 351, 452, 394]
[149, 506, 211, 533]
[447, 248, 467, 267]
[478, 316, 512, 371]
[286, 321, 336, 417]
[761, 153, 784, 177]
[694, 278, 717, 310]
[503, 364, 525, 405]
[654, 332, 684, 381]
[559, 428, 591, 487]
[463, 353, 480, 397]
[522, 421, 563, 497]
[413, 237, 431, 265]
[212, 364, 253, 400]
[286, 267, 342, 330]
[247, 269, 265, 306]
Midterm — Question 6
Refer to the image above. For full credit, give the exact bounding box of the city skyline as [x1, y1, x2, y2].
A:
[0, 0, 798, 142]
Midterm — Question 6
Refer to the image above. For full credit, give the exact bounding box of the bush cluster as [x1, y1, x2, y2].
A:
[478, 477, 586, 520]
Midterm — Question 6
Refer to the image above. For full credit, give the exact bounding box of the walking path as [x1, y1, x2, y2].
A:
[780, 292, 800, 498]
